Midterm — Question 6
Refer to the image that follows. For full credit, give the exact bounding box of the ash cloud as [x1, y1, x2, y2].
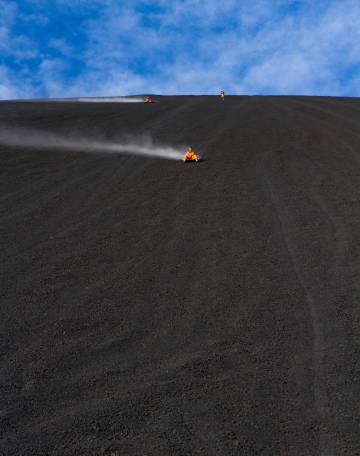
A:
[0, 126, 185, 161]
[76, 97, 146, 103]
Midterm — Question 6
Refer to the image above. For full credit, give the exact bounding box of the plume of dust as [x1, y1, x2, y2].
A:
[15, 96, 146, 103]
[0, 126, 185, 161]
[75, 97, 145, 103]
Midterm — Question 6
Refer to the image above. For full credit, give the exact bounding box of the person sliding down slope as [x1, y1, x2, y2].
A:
[183, 147, 199, 162]
[144, 96, 153, 103]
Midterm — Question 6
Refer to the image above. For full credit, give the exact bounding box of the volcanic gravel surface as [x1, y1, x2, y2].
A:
[2, 96, 360, 455]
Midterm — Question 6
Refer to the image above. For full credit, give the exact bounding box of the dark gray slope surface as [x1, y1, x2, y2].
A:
[1, 96, 360, 455]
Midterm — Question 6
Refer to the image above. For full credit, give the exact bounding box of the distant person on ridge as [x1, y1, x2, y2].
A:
[145, 96, 153, 103]
[220, 90, 225, 101]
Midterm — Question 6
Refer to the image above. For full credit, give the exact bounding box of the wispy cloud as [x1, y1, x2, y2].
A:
[1, 0, 360, 99]
[0, 66, 19, 99]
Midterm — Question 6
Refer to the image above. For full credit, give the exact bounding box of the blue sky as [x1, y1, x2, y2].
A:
[1, 0, 360, 99]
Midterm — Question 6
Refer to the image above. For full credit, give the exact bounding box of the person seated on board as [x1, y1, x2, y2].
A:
[183, 147, 199, 162]
[145, 96, 153, 103]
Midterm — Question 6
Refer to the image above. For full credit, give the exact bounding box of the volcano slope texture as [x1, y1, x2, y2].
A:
[2, 96, 360, 455]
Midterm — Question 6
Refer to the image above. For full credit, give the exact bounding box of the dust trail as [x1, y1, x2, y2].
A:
[0, 126, 185, 161]
[15, 97, 146, 103]
[76, 97, 146, 103]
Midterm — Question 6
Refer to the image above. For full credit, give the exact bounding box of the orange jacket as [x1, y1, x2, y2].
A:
[183, 150, 198, 161]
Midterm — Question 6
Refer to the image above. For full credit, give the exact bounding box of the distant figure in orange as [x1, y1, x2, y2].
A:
[144, 96, 153, 103]
[220, 90, 225, 101]
[183, 147, 199, 162]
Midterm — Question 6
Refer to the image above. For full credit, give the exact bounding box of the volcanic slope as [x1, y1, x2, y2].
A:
[2, 96, 360, 455]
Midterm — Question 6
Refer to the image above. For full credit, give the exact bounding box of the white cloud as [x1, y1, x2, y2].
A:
[2, 0, 360, 98]
[0, 66, 25, 100]
[67, 0, 360, 96]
